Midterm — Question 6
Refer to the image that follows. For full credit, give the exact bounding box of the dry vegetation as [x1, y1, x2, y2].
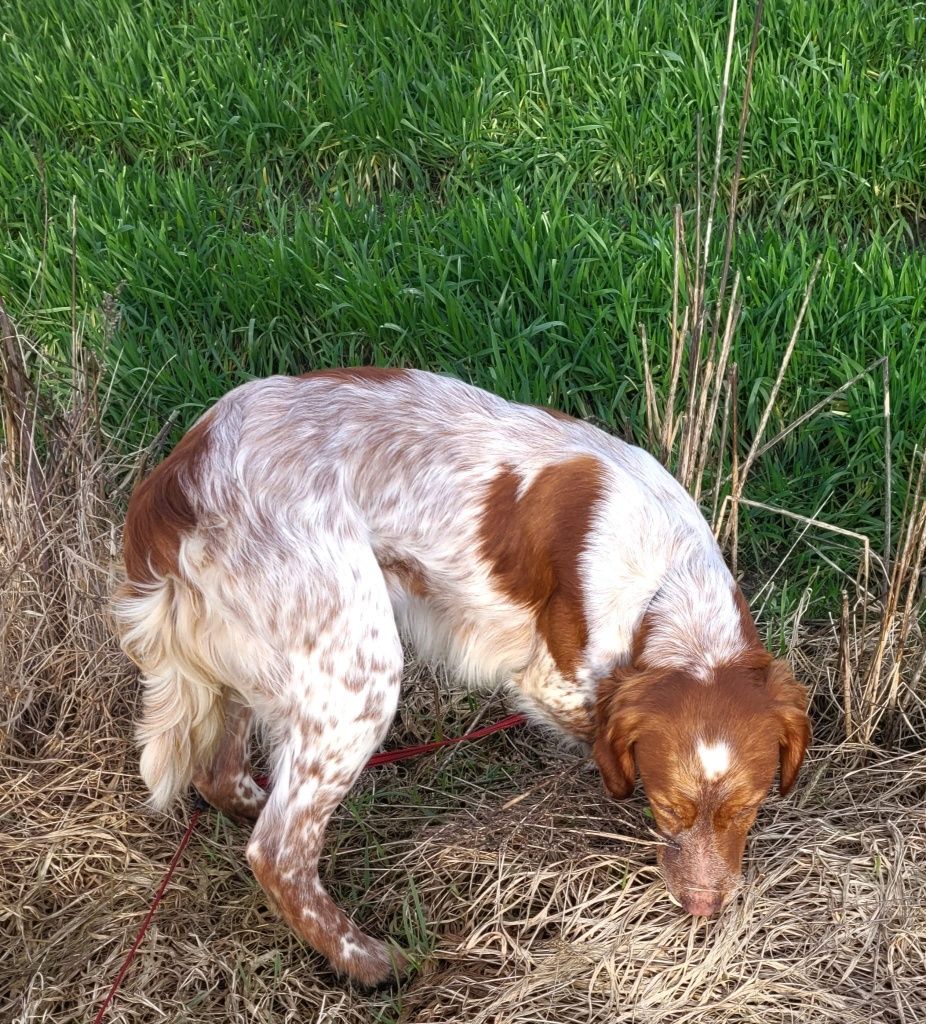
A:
[2, 278, 926, 1024]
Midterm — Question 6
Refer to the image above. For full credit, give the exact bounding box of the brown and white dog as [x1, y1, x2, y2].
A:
[114, 367, 810, 985]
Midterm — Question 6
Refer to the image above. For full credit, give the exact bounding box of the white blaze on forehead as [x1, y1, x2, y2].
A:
[697, 740, 731, 781]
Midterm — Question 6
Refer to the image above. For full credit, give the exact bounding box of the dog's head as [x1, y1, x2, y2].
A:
[593, 656, 810, 915]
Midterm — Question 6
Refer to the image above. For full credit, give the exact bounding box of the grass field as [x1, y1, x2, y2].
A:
[3, 0, 926, 592]
[2, 1, 925, 1022]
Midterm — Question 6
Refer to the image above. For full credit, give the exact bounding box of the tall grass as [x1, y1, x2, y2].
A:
[1, 0, 924, 603]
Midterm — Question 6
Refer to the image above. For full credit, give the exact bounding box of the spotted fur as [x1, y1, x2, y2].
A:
[113, 367, 810, 983]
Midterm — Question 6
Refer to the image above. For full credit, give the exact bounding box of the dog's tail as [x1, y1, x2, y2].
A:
[113, 575, 225, 810]
[112, 405, 232, 809]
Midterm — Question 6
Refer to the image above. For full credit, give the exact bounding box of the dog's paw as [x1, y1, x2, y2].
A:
[339, 933, 409, 988]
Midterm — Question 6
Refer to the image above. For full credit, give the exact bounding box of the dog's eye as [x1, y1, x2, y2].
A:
[651, 801, 682, 820]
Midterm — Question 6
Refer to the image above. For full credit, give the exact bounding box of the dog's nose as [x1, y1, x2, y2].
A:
[681, 891, 724, 917]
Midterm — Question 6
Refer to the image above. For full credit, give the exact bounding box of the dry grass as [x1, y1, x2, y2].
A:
[2, 312, 926, 1024]
[397, 758, 925, 1024]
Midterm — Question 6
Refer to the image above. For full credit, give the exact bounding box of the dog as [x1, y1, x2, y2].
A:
[114, 367, 811, 985]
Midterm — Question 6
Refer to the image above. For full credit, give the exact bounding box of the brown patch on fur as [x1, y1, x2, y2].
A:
[342, 670, 368, 693]
[479, 456, 604, 677]
[360, 690, 386, 721]
[732, 585, 763, 648]
[123, 413, 213, 584]
[592, 609, 661, 796]
[303, 759, 326, 779]
[379, 556, 431, 598]
[533, 403, 577, 424]
[629, 610, 656, 665]
[193, 702, 266, 824]
[549, 705, 598, 739]
[299, 366, 409, 386]
[765, 658, 811, 795]
[592, 669, 646, 799]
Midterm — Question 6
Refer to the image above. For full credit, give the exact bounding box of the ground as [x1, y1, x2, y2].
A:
[2, 459, 924, 1023]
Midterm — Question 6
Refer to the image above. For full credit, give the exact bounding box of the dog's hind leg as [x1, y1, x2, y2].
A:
[245, 544, 407, 986]
[193, 699, 267, 824]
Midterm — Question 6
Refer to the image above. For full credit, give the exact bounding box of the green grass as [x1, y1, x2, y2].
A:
[2, 0, 925, 611]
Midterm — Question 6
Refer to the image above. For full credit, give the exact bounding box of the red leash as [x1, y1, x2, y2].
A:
[365, 712, 526, 766]
[92, 712, 526, 1023]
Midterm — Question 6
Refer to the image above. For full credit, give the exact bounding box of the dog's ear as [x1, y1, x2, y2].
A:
[593, 671, 646, 799]
[767, 658, 811, 796]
